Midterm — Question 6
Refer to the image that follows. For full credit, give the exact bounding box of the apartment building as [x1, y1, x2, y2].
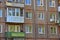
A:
[0, 0, 60, 40]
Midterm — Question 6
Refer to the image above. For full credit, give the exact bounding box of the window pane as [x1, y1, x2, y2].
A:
[49, 0, 55, 7]
[26, 12, 28, 18]
[37, 0, 40, 6]
[38, 27, 42, 32]
[20, 9, 23, 16]
[25, 25, 32, 33]
[16, 8, 20, 16]
[0, 9, 2, 17]
[29, 13, 32, 18]
[29, 26, 32, 32]
[15, 25, 20, 32]
[50, 27, 56, 34]
[25, 26, 29, 32]
[8, 0, 13, 2]
[0, 25, 1, 32]
[50, 14, 55, 20]
[9, 25, 15, 32]
[12, 8, 15, 16]
[51, 27, 53, 33]
[54, 27, 56, 33]
[39, 13, 44, 20]
[26, 12, 32, 19]
[42, 27, 44, 33]
[38, 26, 45, 34]
[8, 8, 12, 16]
[25, 0, 31, 5]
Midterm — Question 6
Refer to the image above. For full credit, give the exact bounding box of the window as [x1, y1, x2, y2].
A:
[7, 8, 24, 17]
[49, 0, 55, 7]
[38, 13, 44, 20]
[14, 38, 24, 40]
[26, 12, 32, 19]
[50, 27, 57, 34]
[25, 0, 31, 5]
[59, 12, 60, 18]
[0, 9, 2, 17]
[8, 0, 14, 2]
[8, 0, 22, 3]
[0, 25, 2, 33]
[50, 14, 56, 21]
[25, 25, 32, 33]
[37, 0, 44, 6]
[38, 26, 45, 34]
[8, 25, 20, 32]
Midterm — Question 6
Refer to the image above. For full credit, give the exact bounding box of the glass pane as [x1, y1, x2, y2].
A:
[25, 26, 29, 32]
[29, 13, 32, 18]
[8, 8, 12, 16]
[0, 25, 1, 32]
[38, 27, 42, 32]
[16, 8, 20, 16]
[29, 26, 32, 32]
[25, 0, 31, 5]
[26, 12, 28, 18]
[54, 27, 56, 33]
[12, 9, 15, 16]
[20, 9, 23, 16]
[51, 27, 53, 33]
[42, 27, 44, 33]
[37, 0, 40, 5]
[9, 25, 15, 32]
[0, 9, 2, 17]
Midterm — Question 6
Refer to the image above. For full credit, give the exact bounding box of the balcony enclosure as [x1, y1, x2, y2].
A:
[6, 8, 24, 23]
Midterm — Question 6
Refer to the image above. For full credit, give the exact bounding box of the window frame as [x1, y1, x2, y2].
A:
[26, 12, 32, 19]
[8, 25, 20, 32]
[50, 14, 56, 21]
[37, 0, 44, 6]
[38, 12, 44, 20]
[25, 0, 31, 5]
[7, 8, 24, 17]
[38, 26, 45, 34]
[25, 25, 32, 33]
[49, 0, 55, 7]
[50, 27, 57, 34]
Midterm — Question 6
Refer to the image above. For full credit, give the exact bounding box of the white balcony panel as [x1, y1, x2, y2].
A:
[58, 6, 60, 12]
[6, 16, 24, 23]
[6, 2, 24, 7]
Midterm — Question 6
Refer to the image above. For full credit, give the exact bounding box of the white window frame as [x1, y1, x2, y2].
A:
[15, 25, 20, 32]
[8, 25, 20, 32]
[26, 12, 32, 19]
[37, 0, 44, 6]
[38, 26, 45, 34]
[0, 9, 2, 17]
[38, 13, 44, 20]
[25, 25, 32, 33]
[25, 0, 31, 5]
[7, 8, 24, 17]
[49, 0, 55, 7]
[50, 27, 57, 34]
[50, 14, 56, 21]
[0, 25, 2, 33]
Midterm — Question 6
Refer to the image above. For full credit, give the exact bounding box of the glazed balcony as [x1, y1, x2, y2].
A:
[6, 16, 24, 23]
[5, 32, 25, 38]
[6, 1, 24, 7]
